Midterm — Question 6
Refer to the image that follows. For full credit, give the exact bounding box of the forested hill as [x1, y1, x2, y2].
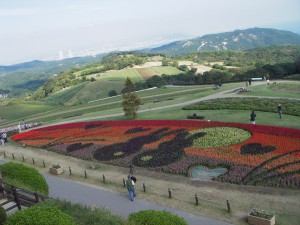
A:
[149, 28, 300, 55]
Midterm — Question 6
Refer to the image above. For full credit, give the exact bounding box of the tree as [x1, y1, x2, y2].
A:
[122, 77, 141, 119]
[108, 89, 118, 97]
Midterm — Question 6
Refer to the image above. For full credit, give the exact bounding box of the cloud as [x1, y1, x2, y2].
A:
[0, 8, 42, 17]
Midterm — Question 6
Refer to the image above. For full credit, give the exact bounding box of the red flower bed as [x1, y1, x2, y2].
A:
[12, 120, 300, 188]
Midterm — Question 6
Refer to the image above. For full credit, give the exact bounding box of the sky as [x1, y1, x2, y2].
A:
[1, 0, 300, 65]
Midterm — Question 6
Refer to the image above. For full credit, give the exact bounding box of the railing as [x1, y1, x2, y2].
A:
[0, 179, 48, 212]
[1, 150, 232, 213]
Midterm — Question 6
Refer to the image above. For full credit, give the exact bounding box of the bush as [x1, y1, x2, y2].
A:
[187, 113, 205, 120]
[38, 199, 131, 225]
[0, 206, 6, 225]
[5, 205, 76, 225]
[0, 162, 48, 195]
[129, 210, 188, 225]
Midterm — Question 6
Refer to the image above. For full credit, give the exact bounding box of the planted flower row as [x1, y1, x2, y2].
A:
[12, 120, 300, 188]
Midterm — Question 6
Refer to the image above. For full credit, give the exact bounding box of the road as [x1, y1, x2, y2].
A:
[44, 174, 231, 225]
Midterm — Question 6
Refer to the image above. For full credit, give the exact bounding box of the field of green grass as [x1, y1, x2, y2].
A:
[1, 82, 300, 131]
[240, 82, 300, 99]
[43, 82, 89, 105]
[0, 103, 61, 125]
[105, 68, 144, 82]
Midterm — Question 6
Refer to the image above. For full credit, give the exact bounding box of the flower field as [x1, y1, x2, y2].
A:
[12, 120, 300, 188]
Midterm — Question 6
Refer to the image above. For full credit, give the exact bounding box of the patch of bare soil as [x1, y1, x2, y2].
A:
[1, 143, 300, 225]
[137, 68, 156, 80]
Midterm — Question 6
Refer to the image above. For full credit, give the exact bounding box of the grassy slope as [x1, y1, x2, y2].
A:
[0, 104, 60, 124]
[43, 82, 89, 105]
[152, 66, 183, 75]
[61, 66, 183, 105]
[240, 82, 300, 98]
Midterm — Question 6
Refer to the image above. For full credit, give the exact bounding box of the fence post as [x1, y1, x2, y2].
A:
[123, 178, 126, 187]
[34, 192, 40, 203]
[12, 153, 15, 160]
[43, 160, 46, 168]
[195, 194, 199, 206]
[103, 174, 106, 183]
[32, 158, 35, 165]
[168, 188, 172, 198]
[84, 170, 87, 179]
[12, 187, 21, 210]
[3, 151, 6, 158]
[22, 155, 25, 162]
[143, 183, 146, 192]
[226, 200, 231, 212]
[69, 167, 72, 175]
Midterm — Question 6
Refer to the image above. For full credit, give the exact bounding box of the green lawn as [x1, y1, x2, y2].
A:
[105, 68, 143, 82]
[104, 108, 300, 129]
[240, 82, 300, 99]
[0, 104, 60, 124]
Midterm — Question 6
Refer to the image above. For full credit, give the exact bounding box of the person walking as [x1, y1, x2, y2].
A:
[277, 104, 282, 119]
[126, 175, 136, 201]
[250, 111, 256, 124]
[0, 134, 4, 146]
[2, 132, 7, 143]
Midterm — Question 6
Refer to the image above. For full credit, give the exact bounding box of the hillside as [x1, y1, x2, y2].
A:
[0, 54, 106, 97]
[150, 28, 300, 55]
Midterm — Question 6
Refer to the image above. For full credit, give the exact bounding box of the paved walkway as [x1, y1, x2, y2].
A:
[44, 174, 231, 225]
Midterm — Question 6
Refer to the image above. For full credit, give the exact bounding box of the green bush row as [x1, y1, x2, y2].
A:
[129, 210, 188, 225]
[38, 199, 131, 225]
[183, 97, 300, 116]
[0, 162, 48, 195]
[5, 205, 75, 225]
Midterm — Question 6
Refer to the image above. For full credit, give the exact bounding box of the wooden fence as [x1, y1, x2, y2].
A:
[1, 151, 232, 212]
[0, 179, 48, 212]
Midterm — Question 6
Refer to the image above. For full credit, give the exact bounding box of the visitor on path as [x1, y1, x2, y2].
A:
[0, 134, 4, 146]
[129, 164, 135, 174]
[277, 104, 282, 119]
[2, 132, 7, 143]
[250, 111, 256, 124]
[126, 175, 136, 201]
[18, 123, 22, 133]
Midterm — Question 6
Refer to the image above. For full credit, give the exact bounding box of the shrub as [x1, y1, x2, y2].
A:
[129, 210, 188, 225]
[5, 205, 76, 225]
[38, 199, 131, 225]
[187, 113, 205, 120]
[0, 206, 6, 225]
[0, 162, 48, 195]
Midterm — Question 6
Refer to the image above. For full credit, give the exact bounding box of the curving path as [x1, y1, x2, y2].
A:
[44, 174, 231, 225]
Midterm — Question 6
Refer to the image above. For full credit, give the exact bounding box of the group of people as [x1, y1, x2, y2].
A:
[250, 103, 283, 124]
[0, 132, 7, 146]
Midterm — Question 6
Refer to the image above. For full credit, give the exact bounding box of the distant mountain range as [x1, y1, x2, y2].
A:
[149, 28, 300, 55]
[0, 55, 106, 73]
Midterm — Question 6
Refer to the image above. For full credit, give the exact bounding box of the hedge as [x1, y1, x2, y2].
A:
[129, 210, 188, 225]
[5, 206, 76, 225]
[38, 199, 132, 225]
[0, 162, 48, 195]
